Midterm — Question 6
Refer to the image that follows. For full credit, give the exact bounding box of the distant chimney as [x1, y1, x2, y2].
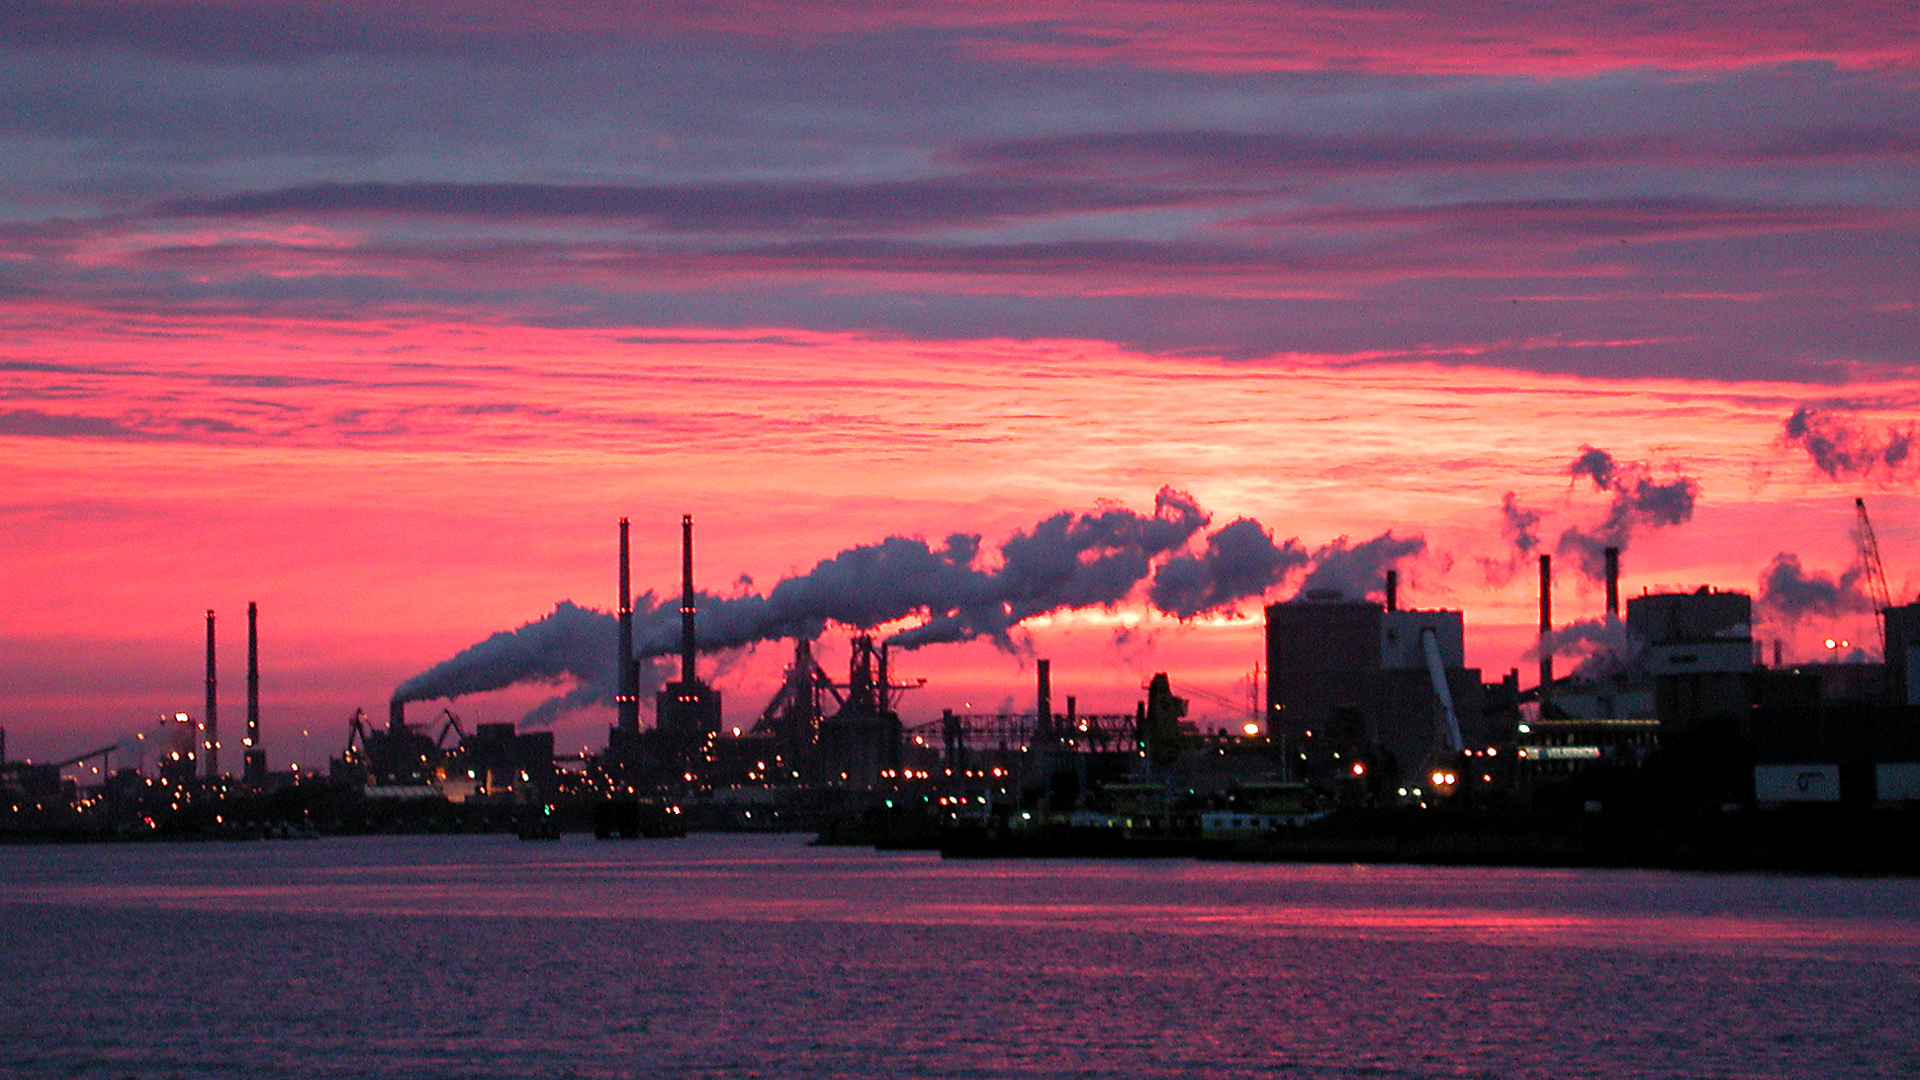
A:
[680, 514, 696, 685]
[1385, 570, 1398, 612]
[389, 699, 406, 731]
[1036, 659, 1052, 740]
[244, 601, 265, 782]
[205, 609, 218, 780]
[1538, 555, 1554, 704]
[1604, 546, 1620, 619]
[617, 518, 639, 733]
[246, 602, 259, 751]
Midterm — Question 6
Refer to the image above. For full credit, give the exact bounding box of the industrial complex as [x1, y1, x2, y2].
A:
[6, 501, 1920, 862]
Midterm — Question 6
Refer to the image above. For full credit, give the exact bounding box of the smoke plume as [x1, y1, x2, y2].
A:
[1783, 405, 1917, 481]
[1757, 552, 1875, 623]
[1526, 615, 1636, 678]
[1557, 445, 1699, 580]
[1291, 531, 1427, 601]
[1480, 491, 1543, 584]
[392, 600, 623, 712]
[1149, 518, 1309, 618]
[395, 489, 1427, 725]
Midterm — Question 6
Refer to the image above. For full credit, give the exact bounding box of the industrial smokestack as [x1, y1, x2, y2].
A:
[680, 514, 696, 685]
[1385, 569, 1398, 612]
[1538, 555, 1554, 706]
[389, 699, 406, 731]
[617, 518, 639, 733]
[246, 603, 258, 743]
[245, 601, 263, 782]
[1036, 658, 1052, 739]
[205, 609, 218, 780]
[1604, 546, 1620, 619]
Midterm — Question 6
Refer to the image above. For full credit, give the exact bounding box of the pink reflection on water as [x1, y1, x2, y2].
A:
[9, 836, 1919, 965]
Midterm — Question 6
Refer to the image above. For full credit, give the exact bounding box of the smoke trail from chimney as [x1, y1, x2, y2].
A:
[1783, 404, 1918, 481]
[1528, 616, 1636, 679]
[1290, 531, 1426, 602]
[393, 489, 1427, 726]
[1479, 491, 1543, 584]
[1757, 552, 1876, 623]
[1556, 445, 1699, 581]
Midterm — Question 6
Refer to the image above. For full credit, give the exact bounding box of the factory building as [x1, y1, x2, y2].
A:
[1265, 580, 1485, 789]
[816, 636, 905, 788]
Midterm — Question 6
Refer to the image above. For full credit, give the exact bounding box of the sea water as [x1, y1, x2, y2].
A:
[2, 833, 1917, 1079]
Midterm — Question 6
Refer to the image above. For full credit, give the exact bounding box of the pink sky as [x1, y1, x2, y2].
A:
[2, 1, 1916, 768]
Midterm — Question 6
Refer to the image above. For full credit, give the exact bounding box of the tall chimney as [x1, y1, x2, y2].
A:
[1538, 555, 1553, 706]
[1604, 546, 1620, 619]
[245, 601, 261, 779]
[1385, 569, 1398, 612]
[679, 513, 697, 686]
[1036, 659, 1052, 739]
[617, 518, 639, 733]
[204, 609, 218, 780]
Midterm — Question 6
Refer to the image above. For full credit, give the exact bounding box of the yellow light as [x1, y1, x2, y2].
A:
[1242, 723, 1260, 736]
[1350, 762, 1365, 776]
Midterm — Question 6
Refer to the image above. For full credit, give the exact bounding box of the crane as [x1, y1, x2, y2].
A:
[52, 743, 121, 773]
[1855, 497, 1894, 659]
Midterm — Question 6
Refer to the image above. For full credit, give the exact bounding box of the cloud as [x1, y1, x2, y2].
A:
[1291, 530, 1427, 601]
[1783, 405, 1918, 481]
[0, 408, 251, 441]
[1527, 615, 1636, 679]
[1556, 445, 1700, 580]
[163, 178, 1205, 233]
[1757, 552, 1876, 623]
[12, 1, 1913, 75]
[1149, 517, 1309, 618]
[394, 490, 1425, 724]
[1480, 491, 1543, 584]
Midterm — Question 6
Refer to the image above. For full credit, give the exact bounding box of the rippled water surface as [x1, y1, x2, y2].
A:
[3, 834, 1918, 1079]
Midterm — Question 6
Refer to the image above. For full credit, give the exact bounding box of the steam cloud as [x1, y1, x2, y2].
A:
[1293, 531, 1427, 600]
[1556, 445, 1698, 580]
[1783, 405, 1917, 481]
[1527, 615, 1636, 679]
[1480, 491, 1543, 583]
[395, 489, 1427, 725]
[1757, 552, 1875, 623]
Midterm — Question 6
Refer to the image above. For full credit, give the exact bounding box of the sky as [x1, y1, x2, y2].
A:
[3, 0, 1917, 770]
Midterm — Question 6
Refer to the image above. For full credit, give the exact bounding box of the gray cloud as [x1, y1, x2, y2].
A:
[1783, 405, 1918, 481]
[394, 491, 1426, 724]
[1557, 445, 1700, 581]
[1757, 552, 1876, 623]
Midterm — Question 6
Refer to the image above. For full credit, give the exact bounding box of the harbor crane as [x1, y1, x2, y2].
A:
[1855, 497, 1894, 658]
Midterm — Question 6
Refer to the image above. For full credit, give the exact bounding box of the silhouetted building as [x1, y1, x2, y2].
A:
[1266, 594, 1485, 788]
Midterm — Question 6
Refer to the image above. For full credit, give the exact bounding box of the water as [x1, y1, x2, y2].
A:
[2, 834, 1917, 1079]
